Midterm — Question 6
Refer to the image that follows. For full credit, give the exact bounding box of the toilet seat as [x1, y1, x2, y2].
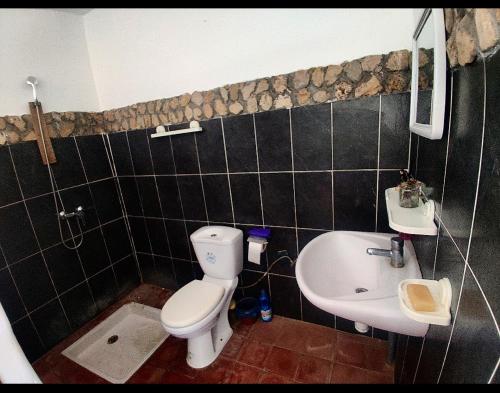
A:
[161, 280, 224, 328]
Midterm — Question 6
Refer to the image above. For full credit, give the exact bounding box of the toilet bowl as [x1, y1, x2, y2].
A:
[160, 226, 243, 369]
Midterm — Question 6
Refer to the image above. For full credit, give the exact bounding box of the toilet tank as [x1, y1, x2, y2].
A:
[190, 226, 243, 280]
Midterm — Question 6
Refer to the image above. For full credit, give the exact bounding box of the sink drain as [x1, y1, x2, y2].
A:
[107, 335, 119, 344]
[355, 288, 368, 293]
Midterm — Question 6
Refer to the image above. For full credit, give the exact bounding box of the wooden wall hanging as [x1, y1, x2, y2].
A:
[29, 102, 57, 165]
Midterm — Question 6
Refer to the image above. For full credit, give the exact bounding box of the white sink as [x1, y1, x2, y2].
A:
[295, 231, 429, 337]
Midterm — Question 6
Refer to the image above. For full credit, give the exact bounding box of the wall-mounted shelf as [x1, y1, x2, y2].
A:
[385, 187, 437, 236]
[398, 278, 452, 326]
[150, 120, 203, 138]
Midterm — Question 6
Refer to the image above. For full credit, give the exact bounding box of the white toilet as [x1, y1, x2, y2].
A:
[160, 225, 243, 369]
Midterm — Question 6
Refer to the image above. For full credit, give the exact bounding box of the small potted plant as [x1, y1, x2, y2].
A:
[398, 170, 424, 208]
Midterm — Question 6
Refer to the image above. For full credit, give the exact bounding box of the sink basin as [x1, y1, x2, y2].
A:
[295, 231, 429, 337]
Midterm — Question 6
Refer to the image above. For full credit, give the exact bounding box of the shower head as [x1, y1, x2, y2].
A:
[26, 76, 38, 102]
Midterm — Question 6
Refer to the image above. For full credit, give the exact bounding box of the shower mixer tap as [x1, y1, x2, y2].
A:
[59, 206, 86, 226]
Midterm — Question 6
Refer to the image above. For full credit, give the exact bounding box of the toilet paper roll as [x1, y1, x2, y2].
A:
[248, 240, 263, 265]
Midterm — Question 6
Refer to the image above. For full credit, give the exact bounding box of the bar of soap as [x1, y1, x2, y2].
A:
[407, 283, 436, 312]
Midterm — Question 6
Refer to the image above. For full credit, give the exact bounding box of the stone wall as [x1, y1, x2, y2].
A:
[0, 49, 430, 145]
[445, 8, 500, 67]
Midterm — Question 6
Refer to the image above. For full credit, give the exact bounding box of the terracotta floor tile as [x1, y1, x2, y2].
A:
[295, 354, 333, 384]
[237, 340, 272, 367]
[364, 344, 393, 373]
[231, 318, 256, 337]
[330, 363, 368, 384]
[259, 372, 295, 384]
[195, 356, 235, 384]
[221, 333, 245, 359]
[126, 364, 166, 384]
[274, 319, 307, 352]
[247, 315, 289, 345]
[335, 336, 367, 368]
[147, 337, 186, 369]
[365, 369, 394, 384]
[39, 370, 64, 384]
[53, 357, 108, 384]
[224, 362, 264, 384]
[161, 370, 196, 384]
[263, 347, 301, 379]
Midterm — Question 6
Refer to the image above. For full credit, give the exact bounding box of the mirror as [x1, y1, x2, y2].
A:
[409, 8, 446, 140]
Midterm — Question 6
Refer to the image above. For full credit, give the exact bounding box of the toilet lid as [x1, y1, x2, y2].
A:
[161, 280, 225, 328]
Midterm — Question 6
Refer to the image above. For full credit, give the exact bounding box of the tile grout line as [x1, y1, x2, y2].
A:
[193, 133, 210, 224]
[288, 109, 302, 321]
[220, 117, 236, 227]
[375, 95, 381, 232]
[488, 357, 500, 384]
[331, 102, 335, 233]
[168, 129, 194, 262]
[144, 129, 177, 283]
[252, 114, 266, 228]
[74, 135, 120, 299]
[437, 56, 488, 384]
[101, 133, 143, 282]
[7, 146, 73, 334]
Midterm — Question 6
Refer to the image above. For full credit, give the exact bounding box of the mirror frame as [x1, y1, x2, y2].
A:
[409, 8, 447, 140]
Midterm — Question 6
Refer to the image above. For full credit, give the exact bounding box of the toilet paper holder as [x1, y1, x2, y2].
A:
[247, 236, 268, 252]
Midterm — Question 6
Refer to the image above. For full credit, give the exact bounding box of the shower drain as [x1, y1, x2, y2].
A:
[355, 288, 368, 293]
[107, 335, 119, 344]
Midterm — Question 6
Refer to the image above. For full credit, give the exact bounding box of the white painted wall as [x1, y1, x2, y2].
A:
[0, 9, 99, 116]
[84, 8, 415, 111]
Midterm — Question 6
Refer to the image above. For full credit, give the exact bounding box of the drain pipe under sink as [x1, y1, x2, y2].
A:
[354, 321, 370, 333]
[0, 303, 42, 383]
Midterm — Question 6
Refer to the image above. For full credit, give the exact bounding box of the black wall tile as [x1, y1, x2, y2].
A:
[241, 270, 270, 300]
[118, 177, 143, 216]
[266, 227, 297, 277]
[43, 243, 85, 294]
[127, 129, 154, 175]
[165, 220, 191, 260]
[89, 179, 122, 224]
[77, 228, 111, 277]
[269, 275, 301, 320]
[135, 177, 162, 218]
[301, 294, 335, 328]
[0, 268, 26, 322]
[12, 317, 45, 362]
[291, 103, 332, 171]
[146, 218, 170, 257]
[260, 173, 295, 227]
[297, 229, 328, 253]
[30, 299, 71, 349]
[177, 175, 207, 221]
[440, 61, 484, 256]
[51, 138, 86, 189]
[60, 282, 97, 330]
[0, 202, 40, 264]
[223, 114, 258, 172]
[230, 174, 263, 225]
[153, 256, 177, 290]
[89, 267, 118, 313]
[10, 253, 56, 312]
[128, 217, 151, 254]
[137, 253, 156, 283]
[334, 171, 376, 231]
[156, 176, 183, 219]
[10, 141, 51, 199]
[202, 175, 233, 223]
[333, 96, 379, 169]
[335, 317, 372, 337]
[102, 218, 133, 263]
[172, 258, 194, 287]
[411, 233, 438, 280]
[185, 221, 207, 261]
[197, 119, 227, 173]
[255, 109, 292, 171]
[114, 255, 140, 295]
[170, 125, 199, 174]
[108, 132, 134, 176]
[147, 130, 176, 175]
[439, 269, 499, 383]
[399, 335, 424, 383]
[294, 172, 332, 230]
[76, 135, 113, 182]
[379, 93, 411, 169]
[0, 147, 22, 207]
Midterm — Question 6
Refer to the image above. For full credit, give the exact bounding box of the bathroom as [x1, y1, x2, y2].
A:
[0, 8, 498, 384]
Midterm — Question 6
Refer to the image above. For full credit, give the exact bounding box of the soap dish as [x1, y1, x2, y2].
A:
[398, 278, 452, 326]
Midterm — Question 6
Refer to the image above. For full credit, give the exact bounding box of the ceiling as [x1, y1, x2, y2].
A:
[51, 8, 93, 15]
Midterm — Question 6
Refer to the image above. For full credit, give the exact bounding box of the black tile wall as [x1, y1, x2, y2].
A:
[89, 179, 122, 224]
[0, 147, 22, 206]
[108, 132, 134, 176]
[59, 282, 98, 330]
[43, 243, 86, 294]
[127, 129, 154, 175]
[11, 317, 45, 363]
[115, 94, 414, 344]
[76, 135, 113, 182]
[50, 138, 87, 189]
[397, 54, 500, 384]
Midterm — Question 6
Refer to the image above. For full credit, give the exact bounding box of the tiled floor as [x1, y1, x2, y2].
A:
[32, 283, 394, 384]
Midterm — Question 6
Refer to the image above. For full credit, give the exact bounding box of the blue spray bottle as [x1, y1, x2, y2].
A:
[259, 289, 272, 322]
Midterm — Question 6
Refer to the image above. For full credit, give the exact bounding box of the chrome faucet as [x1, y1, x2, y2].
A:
[366, 237, 405, 268]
